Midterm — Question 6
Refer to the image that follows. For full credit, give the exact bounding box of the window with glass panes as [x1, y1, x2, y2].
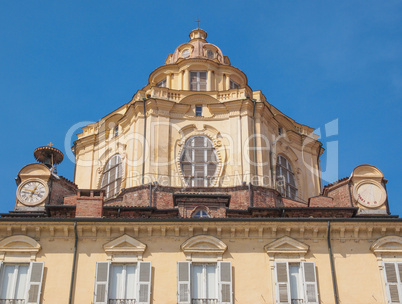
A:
[0, 262, 44, 304]
[190, 71, 207, 91]
[276, 155, 297, 200]
[94, 261, 151, 304]
[275, 261, 319, 304]
[177, 261, 232, 304]
[229, 80, 240, 89]
[192, 209, 210, 218]
[195, 105, 203, 117]
[180, 136, 218, 187]
[156, 79, 166, 88]
[101, 154, 123, 199]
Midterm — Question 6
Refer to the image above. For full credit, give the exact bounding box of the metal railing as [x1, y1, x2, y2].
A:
[291, 299, 304, 304]
[191, 299, 218, 304]
[109, 300, 136, 304]
[0, 300, 25, 304]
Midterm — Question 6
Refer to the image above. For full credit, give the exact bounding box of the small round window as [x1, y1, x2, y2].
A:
[182, 49, 190, 58]
[207, 50, 214, 59]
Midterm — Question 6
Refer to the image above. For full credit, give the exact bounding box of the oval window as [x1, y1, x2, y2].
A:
[182, 49, 190, 58]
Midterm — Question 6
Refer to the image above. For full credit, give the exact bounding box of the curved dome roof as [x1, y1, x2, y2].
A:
[165, 28, 230, 65]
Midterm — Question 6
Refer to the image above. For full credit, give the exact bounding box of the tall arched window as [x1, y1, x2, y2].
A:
[276, 155, 297, 200]
[180, 136, 218, 187]
[101, 154, 123, 199]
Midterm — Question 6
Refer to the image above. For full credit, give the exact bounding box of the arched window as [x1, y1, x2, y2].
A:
[180, 136, 218, 187]
[192, 209, 210, 218]
[101, 154, 123, 199]
[276, 155, 297, 200]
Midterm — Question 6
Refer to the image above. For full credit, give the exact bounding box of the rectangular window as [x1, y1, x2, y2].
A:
[383, 262, 402, 303]
[114, 126, 119, 137]
[190, 71, 207, 91]
[0, 262, 45, 304]
[195, 105, 203, 117]
[177, 261, 232, 304]
[94, 261, 151, 304]
[274, 261, 318, 304]
[229, 80, 240, 89]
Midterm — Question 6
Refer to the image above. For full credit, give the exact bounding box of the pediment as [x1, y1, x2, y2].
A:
[181, 235, 227, 255]
[103, 234, 146, 255]
[370, 236, 402, 254]
[264, 236, 309, 256]
[0, 235, 41, 255]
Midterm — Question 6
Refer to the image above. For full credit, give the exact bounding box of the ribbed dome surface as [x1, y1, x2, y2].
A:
[166, 28, 228, 65]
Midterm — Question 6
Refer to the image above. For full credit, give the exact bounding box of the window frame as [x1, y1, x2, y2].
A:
[382, 261, 402, 303]
[156, 79, 166, 88]
[274, 261, 319, 304]
[182, 49, 190, 58]
[0, 261, 45, 304]
[192, 209, 210, 219]
[229, 80, 240, 89]
[276, 155, 298, 200]
[180, 136, 218, 187]
[206, 50, 215, 59]
[94, 261, 151, 304]
[101, 154, 123, 199]
[177, 261, 232, 304]
[190, 71, 207, 91]
[195, 105, 203, 117]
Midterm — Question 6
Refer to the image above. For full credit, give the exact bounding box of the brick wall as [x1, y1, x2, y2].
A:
[75, 197, 103, 217]
[49, 176, 77, 205]
[324, 181, 353, 207]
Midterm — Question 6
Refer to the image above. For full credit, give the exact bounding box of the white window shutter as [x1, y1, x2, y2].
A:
[218, 261, 233, 304]
[137, 261, 152, 304]
[177, 261, 191, 304]
[275, 262, 290, 304]
[302, 262, 319, 304]
[383, 262, 402, 303]
[26, 262, 44, 304]
[94, 262, 110, 304]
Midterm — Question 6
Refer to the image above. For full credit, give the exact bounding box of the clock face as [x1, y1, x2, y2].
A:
[17, 179, 49, 206]
[355, 182, 386, 208]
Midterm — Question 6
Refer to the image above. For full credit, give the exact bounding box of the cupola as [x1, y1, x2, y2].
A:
[165, 28, 229, 65]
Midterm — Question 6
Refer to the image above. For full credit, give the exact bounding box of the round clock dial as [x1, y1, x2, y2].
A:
[17, 179, 49, 206]
[354, 181, 386, 208]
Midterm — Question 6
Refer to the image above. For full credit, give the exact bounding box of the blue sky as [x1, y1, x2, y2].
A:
[0, 1, 401, 214]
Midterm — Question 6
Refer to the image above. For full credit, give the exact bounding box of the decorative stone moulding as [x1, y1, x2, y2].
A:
[0, 235, 41, 261]
[181, 235, 227, 261]
[103, 234, 146, 261]
[264, 236, 309, 259]
[370, 236, 402, 256]
[176, 125, 226, 187]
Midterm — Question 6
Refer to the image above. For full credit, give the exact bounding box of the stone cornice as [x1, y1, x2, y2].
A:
[0, 221, 400, 243]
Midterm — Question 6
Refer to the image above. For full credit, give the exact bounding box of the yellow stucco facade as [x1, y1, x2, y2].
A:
[2, 28, 400, 304]
[0, 220, 401, 304]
